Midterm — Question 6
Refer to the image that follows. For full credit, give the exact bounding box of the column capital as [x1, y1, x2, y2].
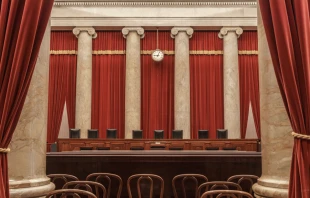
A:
[73, 27, 97, 39]
[218, 27, 243, 39]
[122, 27, 145, 39]
[171, 27, 194, 39]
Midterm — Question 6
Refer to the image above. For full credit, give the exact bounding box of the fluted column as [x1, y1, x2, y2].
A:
[252, 6, 293, 198]
[219, 27, 243, 139]
[73, 27, 97, 138]
[8, 22, 55, 197]
[122, 27, 144, 139]
[171, 27, 193, 139]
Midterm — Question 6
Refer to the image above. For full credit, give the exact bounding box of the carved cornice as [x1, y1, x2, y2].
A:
[54, 1, 257, 7]
[73, 27, 97, 38]
[218, 27, 243, 38]
[171, 27, 194, 39]
[122, 27, 145, 39]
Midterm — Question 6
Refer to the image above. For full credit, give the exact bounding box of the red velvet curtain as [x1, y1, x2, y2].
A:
[238, 31, 261, 139]
[141, 31, 174, 138]
[0, 0, 53, 197]
[189, 31, 224, 139]
[92, 31, 126, 138]
[47, 31, 77, 143]
[259, 1, 310, 197]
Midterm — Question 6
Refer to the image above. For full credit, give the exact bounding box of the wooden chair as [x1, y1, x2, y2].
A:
[172, 174, 209, 198]
[197, 181, 242, 198]
[86, 173, 123, 198]
[200, 189, 253, 198]
[47, 174, 79, 190]
[227, 175, 259, 195]
[63, 181, 107, 198]
[45, 189, 97, 198]
[127, 174, 164, 198]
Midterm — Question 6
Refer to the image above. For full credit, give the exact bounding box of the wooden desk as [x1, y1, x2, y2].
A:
[56, 138, 259, 152]
[46, 150, 261, 198]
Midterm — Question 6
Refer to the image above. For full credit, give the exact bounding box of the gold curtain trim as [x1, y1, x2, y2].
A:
[141, 50, 175, 55]
[93, 50, 126, 55]
[0, 148, 10, 153]
[50, 50, 77, 55]
[190, 50, 223, 55]
[238, 50, 258, 55]
[292, 131, 310, 140]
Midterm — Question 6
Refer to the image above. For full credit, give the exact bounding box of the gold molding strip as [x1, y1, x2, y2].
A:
[238, 50, 258, 55]
[93, 50, 125, 55]
[190, 50, 223, 55]
[50, 50, 77, 55]
[141, 50, 175, 55]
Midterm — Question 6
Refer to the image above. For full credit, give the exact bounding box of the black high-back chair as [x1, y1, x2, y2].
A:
[198, 130, 209, 139]
[216, 129, 228, 139]
[172, 130, 183, 139]
[107, 129, 117, 139]
[132, 130, 143, 139]
[69, 128, 80, 138]
[88, 129, 99, 139]
[154, 130, 164, 139]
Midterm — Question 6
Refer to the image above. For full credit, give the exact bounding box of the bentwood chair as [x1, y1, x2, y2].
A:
[227, 175, 259, 195]
[172, 174, 209, 198]
[47, 174, 79, 190]
[45, 189, 97, 198]
[63, 181, 107, 198]
[86, 173, 123, 198]
[200, 190, 254, 198]
[127, 174, 164, 198]
[197, 181, 242, 198]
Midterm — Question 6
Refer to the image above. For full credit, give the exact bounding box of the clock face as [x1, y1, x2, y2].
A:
[151, 49, 164, 62]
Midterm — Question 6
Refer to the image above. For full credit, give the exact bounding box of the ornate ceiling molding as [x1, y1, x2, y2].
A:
[54, 1, 256, 7]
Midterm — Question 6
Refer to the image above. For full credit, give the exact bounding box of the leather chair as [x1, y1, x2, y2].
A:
[107, 129, 117, 139]
[154, 130, 164, 139]
[198, 130, 209, 139]
[172, 130, 183, 139]
[69, 128, 80, 138]
[216, 129, 228, 139]
[132, 130, 143, 139]
[88, 129, 99, 138]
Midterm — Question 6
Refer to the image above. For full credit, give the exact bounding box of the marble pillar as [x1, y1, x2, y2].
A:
[252, 6, 293, 198]
[171, 27, 193, 139]
[122, 27, 144, 139]
[219, 27, 243, 139]
[8, 23, 55, 197]
[73, 27, 97, 138]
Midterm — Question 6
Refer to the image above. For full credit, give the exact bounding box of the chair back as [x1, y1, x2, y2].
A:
[227, 175, 259, 195]
[127, 174, 164, 198]
[47, 174, 79, 190]
[63, 181, 107, 198]
[197, 181, 242, 198]
[172, 174, 208, 198]
[86, 173, 123, 198]
[200, 189, 253, 198]
[45, 189, 97, 198]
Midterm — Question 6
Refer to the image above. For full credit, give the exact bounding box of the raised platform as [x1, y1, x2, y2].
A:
[55, 138, 259, 151]
[46, 150, 262, 197]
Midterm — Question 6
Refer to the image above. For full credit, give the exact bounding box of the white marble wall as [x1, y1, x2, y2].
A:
[73, 27, 96, 138]
[219, 27, 243, 139]
[171, 27, 193, 139]
[252, 6, 293, 198]
[8, 23, 55, 198]
[122, 27, 144, 138]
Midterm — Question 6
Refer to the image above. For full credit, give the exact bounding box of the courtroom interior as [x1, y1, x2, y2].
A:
[0, 0, 309, 198]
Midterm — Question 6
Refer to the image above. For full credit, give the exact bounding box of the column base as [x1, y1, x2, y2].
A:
[10, 180, 55, 198]
[253, 183, 288, 198]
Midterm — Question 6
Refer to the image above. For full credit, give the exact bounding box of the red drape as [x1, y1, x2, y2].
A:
[259, 1, 310, 197]
[189, 31, 224, 139]
[0, 0, 53, 197]
[92, 31, 126, 138]
[238, 31, 261, 139]
[141, 31, 174, 138]
[47, 31, 77, 143]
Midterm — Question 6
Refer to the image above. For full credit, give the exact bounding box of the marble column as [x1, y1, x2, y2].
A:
[122, 27, 144, 139]
[73, 27, 97, 138]
[218, 27, 243, 139]
[252, 6, 293, 198]
[8, 23, 55, 197]
[171, 27, 193, 139]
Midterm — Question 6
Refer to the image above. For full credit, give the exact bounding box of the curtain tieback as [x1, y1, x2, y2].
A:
[0, 148, 10, 153]
[291, 132, 310, 140]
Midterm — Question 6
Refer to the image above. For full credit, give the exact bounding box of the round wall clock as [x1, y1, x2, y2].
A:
[151, 49, 164, 62]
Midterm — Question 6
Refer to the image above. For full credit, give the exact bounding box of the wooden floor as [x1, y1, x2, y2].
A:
[47, 150, 261, 198]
